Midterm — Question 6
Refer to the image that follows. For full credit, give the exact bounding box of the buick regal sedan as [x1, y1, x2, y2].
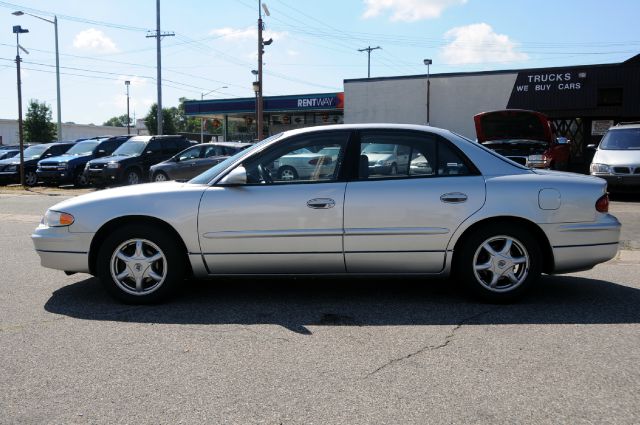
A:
[32, 124, 621, 304]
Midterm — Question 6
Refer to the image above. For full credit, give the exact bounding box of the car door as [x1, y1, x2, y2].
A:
[344, 130, 486, 273]
[172, 146, 203, 179]
[194, 145, 225, 176]
[197, 131, 351, 274]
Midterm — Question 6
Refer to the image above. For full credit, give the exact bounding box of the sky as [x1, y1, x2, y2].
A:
[0, 0, 638, 126]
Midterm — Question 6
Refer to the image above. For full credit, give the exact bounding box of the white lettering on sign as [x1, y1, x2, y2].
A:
[297, 97, 335, 108]
[516, 85, 528, 92]
[527, 73, 572, 83]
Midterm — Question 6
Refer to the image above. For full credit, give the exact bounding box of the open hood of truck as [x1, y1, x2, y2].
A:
[474, 109, 553, 144]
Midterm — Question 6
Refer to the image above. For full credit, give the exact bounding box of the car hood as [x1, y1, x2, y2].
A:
[88, 155, 135, 165]
[592, 149, 640, 166]
[480, 140, 548, 156]
[474, 110, 553, 144]
[39, 154, 91, 164]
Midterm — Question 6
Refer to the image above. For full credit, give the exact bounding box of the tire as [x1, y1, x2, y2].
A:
[454, 223, 542, 303]
[25, 170, 38, 187]
[96, 223, 186, 304]
[74, 170, 88, 188]
[277, 166, 298, 181]
[153, 171, 169, 182]
[125, 168, 141, 185]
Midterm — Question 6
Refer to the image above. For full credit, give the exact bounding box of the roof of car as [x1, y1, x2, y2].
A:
[278, 123, 454, 139]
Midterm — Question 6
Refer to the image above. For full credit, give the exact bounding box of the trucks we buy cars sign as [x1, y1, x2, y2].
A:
[507, 69, 595, 111]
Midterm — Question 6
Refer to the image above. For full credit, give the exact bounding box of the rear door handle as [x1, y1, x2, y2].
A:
[307, 198, 335, 209]
[440, 192, 468, 203]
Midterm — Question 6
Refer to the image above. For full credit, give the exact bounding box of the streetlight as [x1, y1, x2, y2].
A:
[13, 24, 28, 186]
[125, 80, 131, 135]
[12, 10, 62, 141]
[423, 58, 432, 125]
[200, 86, 227, 143]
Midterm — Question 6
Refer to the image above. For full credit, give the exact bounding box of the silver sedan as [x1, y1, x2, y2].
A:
[32, 124, 621, 304]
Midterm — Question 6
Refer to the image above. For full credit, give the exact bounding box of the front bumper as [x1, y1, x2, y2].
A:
[36, 169, 74, 184]
[0, 171, 19, 184]
[594, 174, 640, 191]
[540, 214, 621, 273]
[31, 224, 93, 273]
[85, 167, 122, 185]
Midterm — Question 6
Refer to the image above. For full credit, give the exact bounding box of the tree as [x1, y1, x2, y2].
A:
[144, 103, 177, 135]
[24, 100, 56, 143]
[103, 114, 131, 127]
[174, 97, 201, 133]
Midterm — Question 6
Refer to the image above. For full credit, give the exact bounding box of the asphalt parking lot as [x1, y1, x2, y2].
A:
[1, 190, 639, 424]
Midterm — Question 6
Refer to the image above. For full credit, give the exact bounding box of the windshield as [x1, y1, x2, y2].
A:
[600, 128, 640, 150]
[21, 144, 49, 159]
[64, 140, 100, 156]
[112, 140, 147, 156]
[189, 133, 282, 184]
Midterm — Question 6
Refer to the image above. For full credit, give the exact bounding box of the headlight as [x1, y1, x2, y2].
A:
[376, 160, 392, 166]
[106, 162, 120, 169]
[528, 154, 545, 161]
[43, 210, 75, 227]
[590, 163, 611, 174]
[5, 165, 17, 172]
[57, 163, 68, 170]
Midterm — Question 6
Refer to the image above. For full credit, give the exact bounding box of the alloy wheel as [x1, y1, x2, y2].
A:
[110, 239, 167, 296]
[472, 235, 530, 293]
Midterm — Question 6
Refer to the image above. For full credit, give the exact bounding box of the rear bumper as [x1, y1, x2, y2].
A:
[31, 224, 93, 273]
[540, 214, 621, 273]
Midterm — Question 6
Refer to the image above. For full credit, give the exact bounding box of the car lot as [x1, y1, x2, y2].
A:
[0, 190, 639, 423]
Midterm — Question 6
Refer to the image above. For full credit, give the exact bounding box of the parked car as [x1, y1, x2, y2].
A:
[589, 122, 640, 192]
[150, 142, 252, 182]
[84, 135, 195, 186]
[0, 142, 76, 186]
[269, 146, 342, 181]
[36, 136, 132, 187]
[0, 149, 19, 160]
[32, 124, 620, 304]
[362, 142, 412, 176]
[474, 109, 571, 170]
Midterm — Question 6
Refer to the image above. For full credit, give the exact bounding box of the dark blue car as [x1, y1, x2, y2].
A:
[0, 142, 76, 186]
[36, 136, 132, 187]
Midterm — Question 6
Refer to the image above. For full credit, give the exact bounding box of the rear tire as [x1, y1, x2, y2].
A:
[96, 223, 186, 304]
[153, 171, 169, 182]
[25, 171, 38, 187]
[454, 223, 542, 303]
[74, 170, 88, 187]
[277, 166, 298, 181]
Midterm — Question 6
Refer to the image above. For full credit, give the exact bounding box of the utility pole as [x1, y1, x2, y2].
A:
[423, 59, 432, 125]
[12, 11, 62, 141]
[358, 46, 381, 79]
[146, 0, 174, 135]
[13, 25, 28, 187]
[257, 1, 272, 141]
[125, 80, 131, 135]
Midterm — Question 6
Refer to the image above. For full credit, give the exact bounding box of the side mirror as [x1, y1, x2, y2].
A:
[586, 144, 597, 150]
[219, 166, 247, 185]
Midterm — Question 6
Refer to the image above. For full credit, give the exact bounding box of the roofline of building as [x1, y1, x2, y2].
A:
[344, 55, 639, 84]
[184, 92, 342, 105]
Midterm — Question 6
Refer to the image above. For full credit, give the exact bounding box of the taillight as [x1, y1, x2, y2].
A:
[595, 194, 609, 213]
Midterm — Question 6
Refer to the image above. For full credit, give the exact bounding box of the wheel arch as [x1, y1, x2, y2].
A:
[451, 216, 554, 274]
[89, 215, 191, 276]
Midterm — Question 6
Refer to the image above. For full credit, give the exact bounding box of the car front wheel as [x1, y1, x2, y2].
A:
[25, 170, 38, 186]
[455, 223, 541, 302]
[277, 166, 298, 181]
[125, 169, 141, 185]
[153, 171, 168, 182]
[97, 224, 186, 304]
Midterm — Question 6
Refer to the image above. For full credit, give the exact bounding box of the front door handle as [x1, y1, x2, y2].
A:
[307, 198, 335, 209]
[440, 192, 468, 203]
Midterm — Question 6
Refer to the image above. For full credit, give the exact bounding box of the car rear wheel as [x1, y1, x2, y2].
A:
[25, 171, 38, 186]
[97, 224, 186, 304]
[454, 223, 541, 302]
[277, 166, 298, 181]
[125, 169, 141, 185]
[153, 171, 168, 182]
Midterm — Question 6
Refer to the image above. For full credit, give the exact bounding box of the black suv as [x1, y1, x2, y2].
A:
[36, 136, 132, 187]
[84, 135, 195, 186]
[0, 142, 76, 186]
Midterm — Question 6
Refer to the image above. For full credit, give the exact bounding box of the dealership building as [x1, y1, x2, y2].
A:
[344, 54, 640, 168]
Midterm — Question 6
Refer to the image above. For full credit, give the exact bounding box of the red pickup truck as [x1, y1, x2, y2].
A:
[474, 109, 570, 170]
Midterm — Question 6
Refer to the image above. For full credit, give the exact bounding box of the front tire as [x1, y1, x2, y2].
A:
[153, 171, 169, 182]
[25, 170, 38, 187]
[454, 223, 542, 303]
[277, 166, 298, 181]
[125, 168, 141, 185]
[97, 224, 186, 304]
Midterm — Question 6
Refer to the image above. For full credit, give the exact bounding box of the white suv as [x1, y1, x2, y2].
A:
[589, 122, 640, 192]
